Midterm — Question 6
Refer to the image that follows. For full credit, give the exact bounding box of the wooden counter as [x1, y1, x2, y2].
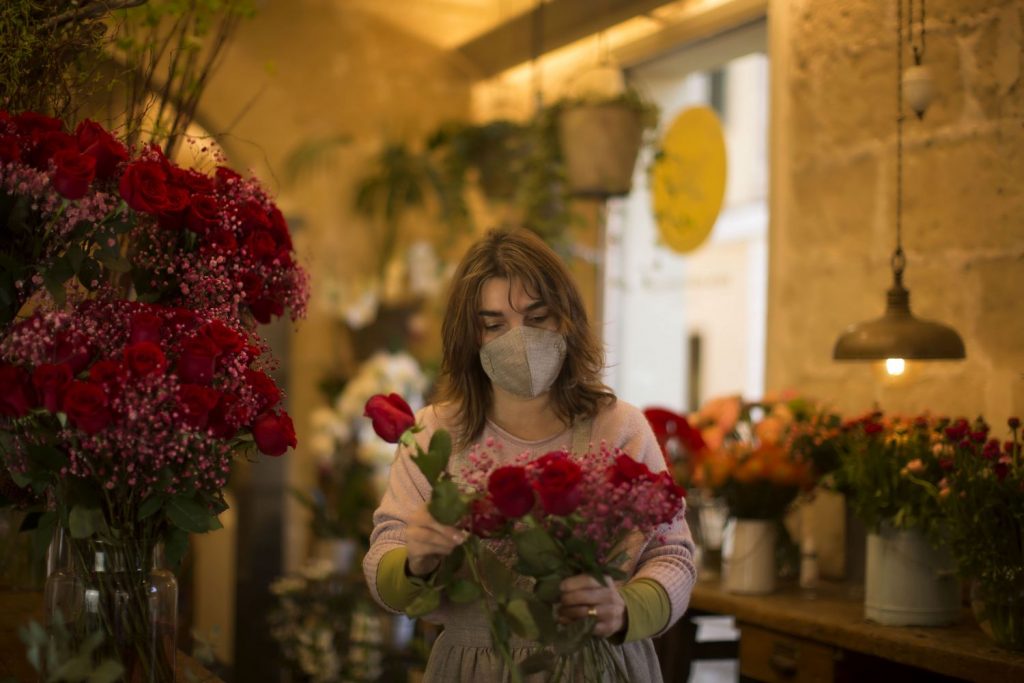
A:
[691, 578, 1024, 682]
[0, 591, 222, 683]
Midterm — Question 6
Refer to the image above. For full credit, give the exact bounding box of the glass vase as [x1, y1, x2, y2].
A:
[971, 581, 1024, 651]
[44, 526, 177, 681]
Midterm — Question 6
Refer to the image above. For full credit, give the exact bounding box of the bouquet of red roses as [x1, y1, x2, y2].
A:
[0, 108, 307, 680]
[365, 394, 684, 682]
[0, 109, 308, 328]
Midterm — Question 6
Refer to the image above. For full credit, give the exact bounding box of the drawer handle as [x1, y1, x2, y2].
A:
[770, 643, 798, 676]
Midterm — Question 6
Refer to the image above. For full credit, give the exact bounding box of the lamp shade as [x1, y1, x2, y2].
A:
[833, 282, 965, 360]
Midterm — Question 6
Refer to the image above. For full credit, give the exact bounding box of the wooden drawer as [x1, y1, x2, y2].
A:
[739, 623, 837, 683]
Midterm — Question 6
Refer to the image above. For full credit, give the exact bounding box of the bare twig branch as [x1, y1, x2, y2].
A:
[43, 0, 149, 29]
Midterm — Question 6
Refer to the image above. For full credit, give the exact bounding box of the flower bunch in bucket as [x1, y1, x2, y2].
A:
[364, 394, 685, 682]
[929, 417, 1024, 649]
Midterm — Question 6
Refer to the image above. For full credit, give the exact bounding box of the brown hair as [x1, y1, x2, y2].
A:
[437, 228, 615, 447]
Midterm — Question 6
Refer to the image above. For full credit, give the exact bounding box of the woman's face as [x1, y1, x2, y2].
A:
[478, 277, 558, 345]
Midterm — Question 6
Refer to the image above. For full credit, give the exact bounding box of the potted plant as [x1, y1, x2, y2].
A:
[834, 413, 960, 626]
[929, 417, 1024, 650]
[555, 89, 659, 198]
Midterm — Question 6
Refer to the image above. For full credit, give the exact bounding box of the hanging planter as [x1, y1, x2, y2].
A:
[557, 99, 650, 198]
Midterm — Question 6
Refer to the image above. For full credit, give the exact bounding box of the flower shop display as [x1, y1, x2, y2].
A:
[269, 558, 418, 683]
[834, 412, 959, 626]
[364, 393, 685, 682]
[0, 110, 307, 680]
[691, 394, 817, 594]
[930, 417, 1024, 650]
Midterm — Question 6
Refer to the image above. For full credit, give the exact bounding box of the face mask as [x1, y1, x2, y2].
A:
[479, 326, 567, 399]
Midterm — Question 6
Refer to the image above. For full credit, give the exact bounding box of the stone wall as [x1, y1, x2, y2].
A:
[768, 0, 1024, 427]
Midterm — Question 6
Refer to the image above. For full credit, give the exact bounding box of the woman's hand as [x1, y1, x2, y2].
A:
[405, 503, 468, 578]
[558, 575, 627, 639]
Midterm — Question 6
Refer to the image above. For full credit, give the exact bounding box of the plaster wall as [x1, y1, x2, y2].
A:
[767, 0, 1024, 427]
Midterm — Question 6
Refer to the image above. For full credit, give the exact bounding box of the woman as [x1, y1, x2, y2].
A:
[363, 228, 696, 681]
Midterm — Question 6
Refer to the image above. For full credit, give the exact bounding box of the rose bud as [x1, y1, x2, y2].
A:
[253, 410, 297, 456]
[363, 393, 415, 443]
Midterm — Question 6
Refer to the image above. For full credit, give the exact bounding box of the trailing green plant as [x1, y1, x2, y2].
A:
[0, 0, 130, 120]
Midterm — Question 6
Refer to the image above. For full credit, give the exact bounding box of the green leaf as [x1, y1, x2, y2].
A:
[78, 258, 102, 289]
[514, 527, 563, 577]
[479, 545, 516, 601]
[18, 511, 43, 533]
[533, 574, 563, 603]
[26, 444, 68, 471]
[137, 497, 163, 521]
[448, 578, 482, 604]
[506, 598, 539, 640]
[428, 479, 467, 526]
[166, 496, 214, 533]
[43, 256, 74, 307]
[527, 598, 559, 641]
[164, 527, 190, 569]
[406, 587, 441, 617]
[69, 506, 102, 539]
[411, 429, 452, 485]
[31, 512, 56, 567]
[89, 660, 126, 683]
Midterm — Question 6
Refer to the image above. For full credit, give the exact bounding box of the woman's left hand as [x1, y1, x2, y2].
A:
[558, 574, 626, 638]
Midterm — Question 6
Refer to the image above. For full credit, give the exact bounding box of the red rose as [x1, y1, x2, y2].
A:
[63, 381, 112, 435]
[488, 466, 535, 518]
[54, 331, 92, 375]
[250, 297, 284, 325]
[245, 230, 280, 263]
[240, 273, 264, 302]
[129, 311, 164, 344]
[14, 111, 62, 139]
[75, 119, 127, 180]
[245, 369, 281, 411]
[119, 160, 170, 213]
[0, 135, 21, 163]
[123, 341, 167, 376]
[268, 206, 293, 251]
[168, 165, 214, 193]
[608, 453, 653, 487]
[177, 384, 221, 429]
[469, 498, 506, 538]
[530, 451, 583, 516]
[186, 194, 221, 235]
[50, 148, 97, 199]
[238, 202, 271, 235]
[208, 394, 242, 438]
[199, 320, 245, 354]
[168, 307, 200, 333]
[31, 363, 73, 413]
[215, 166, 242, 189]
[157, 184, 190, 230]
[89, 360, 125, 391]
[201, 228, 238, 255]
[0, 364, 35, 417]
[363, 393, 415, 443]
[28, 130, 76, 170]
[176, 336, 221, 385]
[252, 410, 297, 456]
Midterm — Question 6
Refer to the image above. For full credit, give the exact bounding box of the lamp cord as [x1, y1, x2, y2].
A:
[894, 0, 906, 285]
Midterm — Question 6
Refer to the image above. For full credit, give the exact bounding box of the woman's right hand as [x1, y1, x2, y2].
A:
[405, 503, 468, 577]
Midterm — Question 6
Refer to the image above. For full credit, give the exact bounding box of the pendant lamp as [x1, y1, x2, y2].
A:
[832, 0, 965, 362]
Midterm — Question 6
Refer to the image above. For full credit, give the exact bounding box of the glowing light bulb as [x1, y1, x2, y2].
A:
[885, 358, 906, 376]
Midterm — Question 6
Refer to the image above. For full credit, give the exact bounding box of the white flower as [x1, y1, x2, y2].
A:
[298, 558, 336, 582]
[269, 576, 307, 595]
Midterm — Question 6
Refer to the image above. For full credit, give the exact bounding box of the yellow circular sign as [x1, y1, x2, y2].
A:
[650, 106, 727, 253]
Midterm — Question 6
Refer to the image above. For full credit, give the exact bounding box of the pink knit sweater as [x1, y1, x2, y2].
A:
[362, 398, 697, 637]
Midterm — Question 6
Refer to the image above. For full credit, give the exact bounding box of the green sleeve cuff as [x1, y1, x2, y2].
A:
[376, 547, 425, 612]
[618, 578, 671, 643]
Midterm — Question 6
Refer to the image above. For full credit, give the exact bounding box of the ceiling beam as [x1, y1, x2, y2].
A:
[456, 0, 679, 79]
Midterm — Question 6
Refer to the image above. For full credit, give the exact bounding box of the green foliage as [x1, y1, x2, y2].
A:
[20, 614, 124, 683]
[0, 0, 113, 119]
[936, 418, 1024, 595]
[833, 415, 948, 539]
